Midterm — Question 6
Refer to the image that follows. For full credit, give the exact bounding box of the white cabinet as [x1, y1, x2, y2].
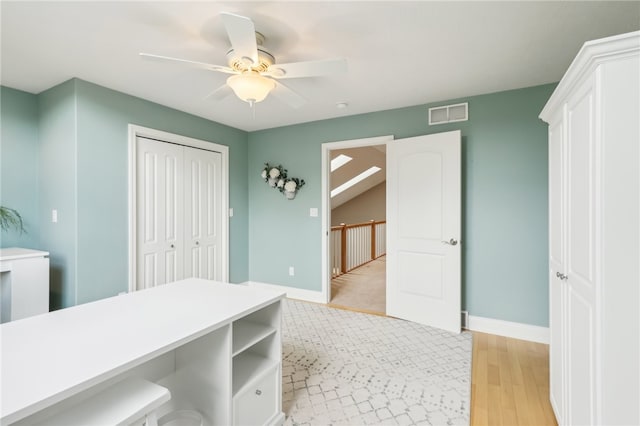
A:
[540, 31, 639, 426]
[233, 361, 279, 425]
[0, 248, 49, 323]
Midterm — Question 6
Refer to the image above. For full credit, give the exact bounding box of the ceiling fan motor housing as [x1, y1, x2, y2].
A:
[226, 32, 275, 72]
[226, 48, 275, 72]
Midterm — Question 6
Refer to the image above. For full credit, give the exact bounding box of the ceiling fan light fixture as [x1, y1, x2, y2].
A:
[227, 70, 275, 103]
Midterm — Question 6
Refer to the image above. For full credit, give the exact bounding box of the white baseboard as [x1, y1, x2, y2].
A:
[244, 281, 327, 304]
[467, 315, 549, 344]
[243, 283, 548, 344]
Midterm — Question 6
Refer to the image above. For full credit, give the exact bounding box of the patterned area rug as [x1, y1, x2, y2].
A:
[282, 299, 473, 426]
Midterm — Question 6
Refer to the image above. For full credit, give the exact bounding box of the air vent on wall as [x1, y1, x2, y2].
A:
[428, 102, 468, 125]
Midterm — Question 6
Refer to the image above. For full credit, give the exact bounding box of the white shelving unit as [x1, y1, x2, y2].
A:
[1, 279, 285, 426]
[232, 321, 277, 356]
[231, 302, 283, 426]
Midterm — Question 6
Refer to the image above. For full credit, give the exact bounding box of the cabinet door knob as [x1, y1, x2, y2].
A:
[255, 389, 262, 396]
[170, 244, 175, 249]
[195, 241, 199, 246]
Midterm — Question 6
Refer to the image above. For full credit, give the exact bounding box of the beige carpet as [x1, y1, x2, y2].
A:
[330, 256, 386, 314]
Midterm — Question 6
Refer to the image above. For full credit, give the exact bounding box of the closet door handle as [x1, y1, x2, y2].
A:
[556, 272, 568, 280]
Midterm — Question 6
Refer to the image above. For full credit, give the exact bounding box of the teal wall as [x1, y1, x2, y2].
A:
[249, 84, 555, 327]
[1, 79, 554, 327]
[1, 79, 249, 309]
[73, 80, 249, 304]
[38, 80, 79, 309]
[0, 87, 40, 248]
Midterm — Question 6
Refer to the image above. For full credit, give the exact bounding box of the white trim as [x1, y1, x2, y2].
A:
[321, 135, 394, 304]
[245, 281, 326, 304]
[127, 124, 230, 293]
[466, 315, 550, 344]
[540, 30, 639, 121]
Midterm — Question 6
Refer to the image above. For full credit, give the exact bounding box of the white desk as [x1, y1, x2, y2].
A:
[0, 248, 49, 323]
[0, 279, 285, 426]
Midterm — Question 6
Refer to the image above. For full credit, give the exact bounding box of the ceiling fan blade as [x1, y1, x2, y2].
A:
[266, 57, 347, 79]
[270, 80, 306, 109]
[205, 84, 233, 101]
[139, 53, 236, 74]
[220, 12, 259, 66]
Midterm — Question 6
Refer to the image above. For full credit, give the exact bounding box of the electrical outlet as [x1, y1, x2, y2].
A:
[289, 266, 295, 276]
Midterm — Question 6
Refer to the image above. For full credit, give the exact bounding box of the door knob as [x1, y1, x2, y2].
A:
[556, 272, 568, 280]
[195, 241, 199, 246]
[442, 238, 458, 246]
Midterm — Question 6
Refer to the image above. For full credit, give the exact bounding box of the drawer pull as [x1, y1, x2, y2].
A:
[255, 389, 262, 396]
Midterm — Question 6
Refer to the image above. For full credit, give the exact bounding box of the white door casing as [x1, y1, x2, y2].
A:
[128, 125, 229, 293]
[386, 130, 461, 333]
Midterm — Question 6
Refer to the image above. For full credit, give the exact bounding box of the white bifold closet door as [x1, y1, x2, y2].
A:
[136, 137, 222, 290]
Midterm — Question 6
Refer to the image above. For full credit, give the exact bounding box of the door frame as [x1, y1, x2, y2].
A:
[321, 135, 394, 303]
[127, 124, 230, 292]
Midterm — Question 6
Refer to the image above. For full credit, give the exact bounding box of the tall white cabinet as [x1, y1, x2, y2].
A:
[540, 31, 639, 426]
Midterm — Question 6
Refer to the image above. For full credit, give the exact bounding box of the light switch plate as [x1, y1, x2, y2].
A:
[309, 208, 318, 217]
[229, 208, 234, 217]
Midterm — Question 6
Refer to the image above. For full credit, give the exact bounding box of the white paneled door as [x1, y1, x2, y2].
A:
[548, 117, 566, 423]
[136, 137, 222, 290]
[184, 147, 222, 280]
[564, 76, 596, 426]
[386, 130, 461, 333]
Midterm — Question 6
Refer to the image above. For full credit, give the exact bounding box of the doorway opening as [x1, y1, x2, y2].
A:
[329, 146, 387, 314]
[322, 131, 462, 333]
[321, 135, 393, 314]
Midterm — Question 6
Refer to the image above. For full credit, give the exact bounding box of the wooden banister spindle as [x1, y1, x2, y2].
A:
[370, 220, 376, 260]
[340, 224, 347, 274]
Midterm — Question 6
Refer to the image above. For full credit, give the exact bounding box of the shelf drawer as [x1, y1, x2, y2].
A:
[233, 365, 278, 426]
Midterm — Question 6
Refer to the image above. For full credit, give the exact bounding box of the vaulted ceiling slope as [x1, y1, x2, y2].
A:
[330, 146, 386, 209]
[2, 2, 638, 131]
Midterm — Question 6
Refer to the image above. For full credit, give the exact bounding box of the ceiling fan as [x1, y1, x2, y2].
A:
[140, 12, 347, 108]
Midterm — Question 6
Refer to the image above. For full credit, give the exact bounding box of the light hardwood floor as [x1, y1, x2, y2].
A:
[470, 332, 557, 426]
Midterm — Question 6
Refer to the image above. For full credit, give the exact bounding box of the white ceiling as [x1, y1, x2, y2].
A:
[2, 2, 638, 132]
